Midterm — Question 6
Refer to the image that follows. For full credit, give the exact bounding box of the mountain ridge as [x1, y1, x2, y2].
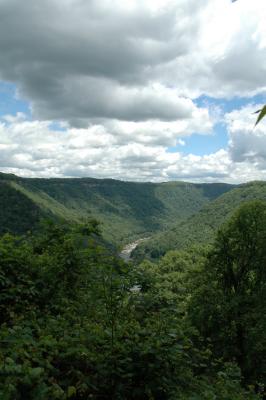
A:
[0, 172, 235, 244]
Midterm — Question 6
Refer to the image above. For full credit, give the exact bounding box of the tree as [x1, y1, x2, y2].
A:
[0, 219, 261, 399]
[189, 200, 266, 386]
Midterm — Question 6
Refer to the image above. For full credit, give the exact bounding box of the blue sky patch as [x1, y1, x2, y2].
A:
[0, 82, 31, 119]
[168, 122, 228, 156]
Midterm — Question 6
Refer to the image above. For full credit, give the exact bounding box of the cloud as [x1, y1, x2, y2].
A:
[0, 0, 265, 127]
[0, 112, 265, 183]
[226, 104, 266, 168]
[32, 80, 199, 125]
[0, 0, 265, 182]
[0, 0, 200, 125]
[0, 111, 213, 177]
[104, 106, 213, 147]
[153, 0, 266, 98]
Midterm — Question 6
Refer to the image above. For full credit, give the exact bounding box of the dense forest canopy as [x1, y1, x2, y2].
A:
[0, 172, 265, 398]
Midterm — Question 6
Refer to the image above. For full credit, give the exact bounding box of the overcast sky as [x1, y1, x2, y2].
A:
[0, 0, 266, 182]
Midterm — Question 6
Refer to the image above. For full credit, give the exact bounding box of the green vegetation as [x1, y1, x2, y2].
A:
[0, 181, 42, 235]
[0, 173, 234, 245]
[255, 104, 266, 126]
[134, 181, 266, 261]
[0, 201, 264, 399]
[189, 201, 266, 386]
[0, 172, 265, 397]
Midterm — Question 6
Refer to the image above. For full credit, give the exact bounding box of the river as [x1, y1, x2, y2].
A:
[119, 237, 149, 262]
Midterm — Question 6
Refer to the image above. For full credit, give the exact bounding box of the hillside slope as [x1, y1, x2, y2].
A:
[0, 173, 234, 244]
[133, 181, 266, 260]
[0, 180, 43, 235]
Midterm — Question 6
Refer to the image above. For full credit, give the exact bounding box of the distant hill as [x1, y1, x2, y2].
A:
[133, 181, 266, 261]
[0, 173, 234, 245]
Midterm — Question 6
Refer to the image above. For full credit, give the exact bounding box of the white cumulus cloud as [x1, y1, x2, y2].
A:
[0, 0, 265, 181]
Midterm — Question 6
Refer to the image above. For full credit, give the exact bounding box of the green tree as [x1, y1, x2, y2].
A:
[0, 219, 261, 399]
[189, 200, 266, 387]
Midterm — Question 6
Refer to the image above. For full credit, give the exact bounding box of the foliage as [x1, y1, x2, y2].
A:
[0, 173, 233, 245]
[0, 217, 261, 399]
[134, 181, 266, 261]
[254, 105, 266, 126]
[188, 200, 266, 389]
[0, 181, 41, 235]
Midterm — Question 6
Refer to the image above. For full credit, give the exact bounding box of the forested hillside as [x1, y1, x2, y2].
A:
[0, 180, 42, 235]
[0, 173, 233, 245]
[0, 202, 265, 399]
[133, 181, 266, 260]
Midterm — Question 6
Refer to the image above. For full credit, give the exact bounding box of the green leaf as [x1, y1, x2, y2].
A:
[29, 367, 44, 379]
[254, 105, 266, 126]
[67, 386, 76, 398]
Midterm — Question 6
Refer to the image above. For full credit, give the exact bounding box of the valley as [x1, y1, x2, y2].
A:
[0, 172, 234, 245]
[0, 172, 266, 398]
[133, 180, 266, 260]
[2, 172, 266, 259]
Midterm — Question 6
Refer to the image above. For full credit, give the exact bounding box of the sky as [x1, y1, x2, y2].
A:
[0, 0, 266, 183]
